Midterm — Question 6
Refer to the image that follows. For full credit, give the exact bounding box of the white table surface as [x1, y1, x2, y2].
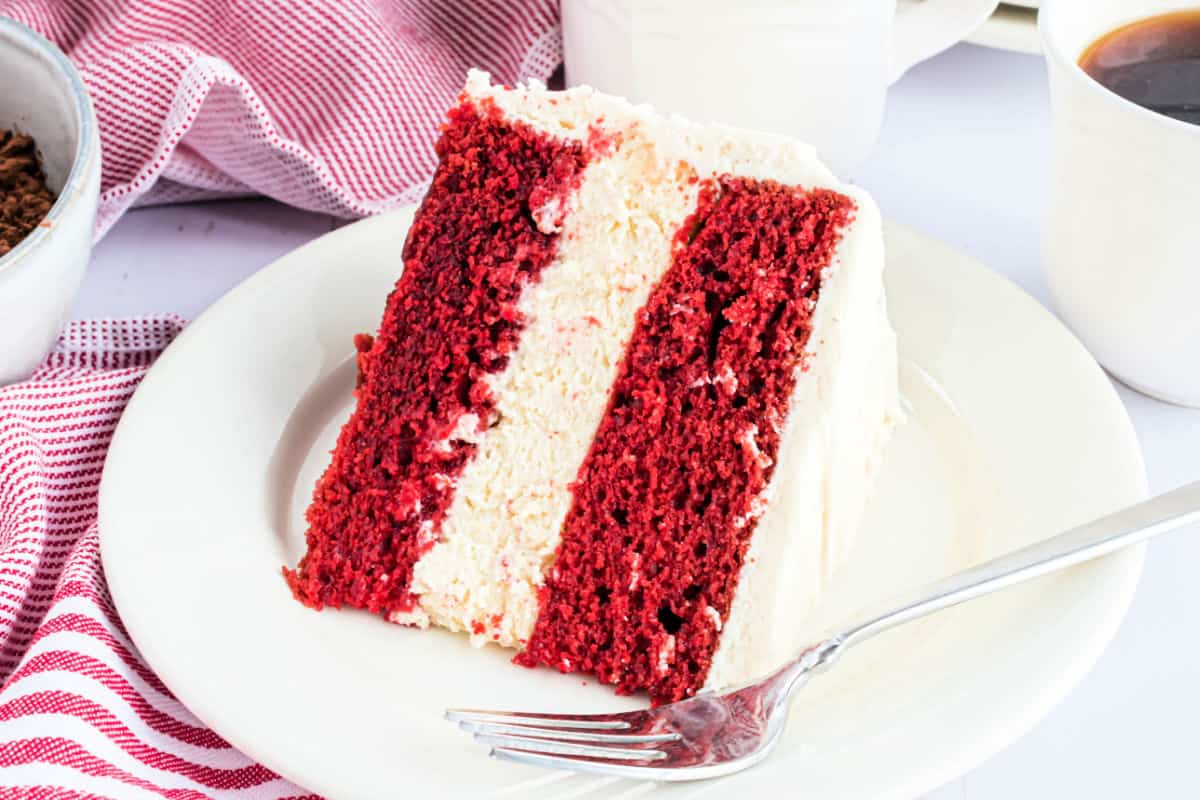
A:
[71, 42, 1200, 799]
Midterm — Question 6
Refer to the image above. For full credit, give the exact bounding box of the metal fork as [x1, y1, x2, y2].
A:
[448, 480, 1200, 781]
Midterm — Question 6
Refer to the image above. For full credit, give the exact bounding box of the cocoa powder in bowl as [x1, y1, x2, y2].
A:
[0, 129, 56, 257]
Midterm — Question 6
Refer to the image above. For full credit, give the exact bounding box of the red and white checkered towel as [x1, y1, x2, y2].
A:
[2, 0, 561, 236]
[0, 1, 564, 796]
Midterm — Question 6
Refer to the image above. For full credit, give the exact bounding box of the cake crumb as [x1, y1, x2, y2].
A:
[656, 636, 676, 676]
[705, 606, 723, 632]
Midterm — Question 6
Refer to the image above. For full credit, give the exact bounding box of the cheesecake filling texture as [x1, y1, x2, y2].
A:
[287, 70, 901, 703]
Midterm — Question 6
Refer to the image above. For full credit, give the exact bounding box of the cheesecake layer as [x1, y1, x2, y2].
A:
[410, 102, 701, 647]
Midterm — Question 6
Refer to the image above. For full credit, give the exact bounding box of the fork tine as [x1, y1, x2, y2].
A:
[462, 721, 679, 744]
[445, 709, 632, 730]
[490, 746, 666, 780]
[464, 721, 676, 743]
[474, 732, 667, 761]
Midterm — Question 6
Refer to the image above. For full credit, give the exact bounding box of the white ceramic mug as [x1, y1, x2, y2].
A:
[1041, 0, 1200, 407]
[561, 0, 1000, 174]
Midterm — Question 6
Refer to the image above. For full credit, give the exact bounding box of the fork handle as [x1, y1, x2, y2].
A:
[827, 479, 1200, 657]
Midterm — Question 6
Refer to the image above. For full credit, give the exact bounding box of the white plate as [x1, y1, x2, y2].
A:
[100, 210, 1146, 799]
[967, 4, 1041, 54]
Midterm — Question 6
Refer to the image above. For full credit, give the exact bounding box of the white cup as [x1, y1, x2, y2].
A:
[1041, 0, 1200, 408]
[562, 0, 1000, 174]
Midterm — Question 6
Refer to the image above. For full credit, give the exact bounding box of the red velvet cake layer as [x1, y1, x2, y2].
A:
[285, 101, 587, 616]
[516, 178, 856, 704]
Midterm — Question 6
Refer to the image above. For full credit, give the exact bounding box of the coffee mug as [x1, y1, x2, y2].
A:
[1041, 0, 1200, 407]
[561, 0, 1000, 174]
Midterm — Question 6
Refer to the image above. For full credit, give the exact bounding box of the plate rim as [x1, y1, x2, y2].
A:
[99, 211, 1147, 799]
[863, 224, 1147, 800]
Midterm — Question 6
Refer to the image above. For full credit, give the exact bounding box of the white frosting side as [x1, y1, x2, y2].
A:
[703, 188, 900, 690]
[404, 72, 900, 683]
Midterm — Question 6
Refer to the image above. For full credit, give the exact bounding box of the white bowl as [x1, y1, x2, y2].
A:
[0, 17, 100, 386]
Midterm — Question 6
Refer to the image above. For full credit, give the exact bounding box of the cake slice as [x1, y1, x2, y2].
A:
[285, 70, 901, 704]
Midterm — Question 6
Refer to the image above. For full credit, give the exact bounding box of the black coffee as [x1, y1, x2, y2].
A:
[1079, 10, 1200, 125]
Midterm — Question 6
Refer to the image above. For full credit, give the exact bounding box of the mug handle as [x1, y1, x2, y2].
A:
[889, 0, 1001, 84]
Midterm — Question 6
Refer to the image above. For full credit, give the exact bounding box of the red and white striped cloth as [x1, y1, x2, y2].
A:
[1, 0, 561, 236]
[0, 1, 564, 796]
[0, 320, 322, 797]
